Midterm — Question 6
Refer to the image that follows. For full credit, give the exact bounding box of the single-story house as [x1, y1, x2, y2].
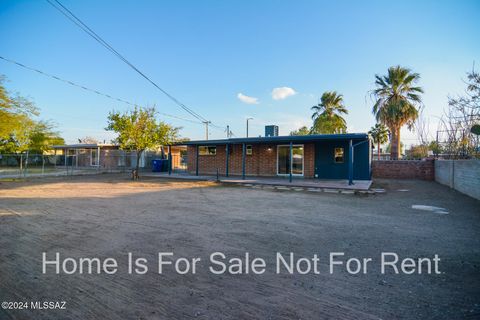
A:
[172, 133, 372, 182]
[52, 143, 125, 168]
[52, 144, 185, 170]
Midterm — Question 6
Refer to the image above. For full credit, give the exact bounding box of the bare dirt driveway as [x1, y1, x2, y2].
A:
[0, 174, 479, 320]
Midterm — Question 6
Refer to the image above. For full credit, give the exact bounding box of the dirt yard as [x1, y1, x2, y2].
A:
[0, 174, 479, 320]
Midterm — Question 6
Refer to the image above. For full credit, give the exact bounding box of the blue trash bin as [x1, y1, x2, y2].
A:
[152, 159, 162, 172]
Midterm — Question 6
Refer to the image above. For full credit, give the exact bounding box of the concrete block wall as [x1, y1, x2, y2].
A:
[372, 159, 435, 180]
[187, 143, 315, 178]
[434, 160, 453, 187]
[435, 160, 480, 200]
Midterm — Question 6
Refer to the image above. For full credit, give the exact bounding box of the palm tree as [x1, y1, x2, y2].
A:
[368, 123, 390, 160]
[372, 66, 423, 160]
[311, 91, 348, 134]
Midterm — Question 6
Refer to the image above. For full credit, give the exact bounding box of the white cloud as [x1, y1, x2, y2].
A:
[237, 93, 259, 105]
[271, 87, 297, 100]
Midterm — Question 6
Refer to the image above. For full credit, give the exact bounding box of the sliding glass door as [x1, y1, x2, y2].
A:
[277, 145, 304, 175]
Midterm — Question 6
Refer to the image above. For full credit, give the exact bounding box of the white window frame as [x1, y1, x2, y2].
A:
[276, 144, 304, 176]
[90, 148, 100, 166]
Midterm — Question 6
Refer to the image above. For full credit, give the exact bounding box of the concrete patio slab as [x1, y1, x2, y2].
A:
[143, 172, 372, 191]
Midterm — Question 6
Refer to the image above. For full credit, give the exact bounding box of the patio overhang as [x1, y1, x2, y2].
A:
[170, 133, 371, 185]
[171, 133, 369, 146]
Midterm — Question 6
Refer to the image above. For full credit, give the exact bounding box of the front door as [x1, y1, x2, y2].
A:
[314, 141, 349, 179]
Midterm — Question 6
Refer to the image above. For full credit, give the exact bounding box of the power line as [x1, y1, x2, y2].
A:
[46, 0, 232, 136]
[0, 55, 233, 135]
[0, 55, 204, 125]
[45, 0, 212, 125]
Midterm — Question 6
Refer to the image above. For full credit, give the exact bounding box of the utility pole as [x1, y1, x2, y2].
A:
[226, 125, 230, 138]
[246, 117, 253, 138]
[203, 121, 211, 140]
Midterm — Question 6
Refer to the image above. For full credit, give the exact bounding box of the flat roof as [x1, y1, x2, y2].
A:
[52, 143, 118, 149]
[173, 133, 369, 145]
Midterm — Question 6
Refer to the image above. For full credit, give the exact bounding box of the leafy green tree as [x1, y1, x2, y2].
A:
[0, 75, 64, 175]
[0, 115, 64, 171]
[372, 66, 423, 160]
[28, 121, 65, 154]
[0, 114, 35, 172]
[368, 123, 390, 160]
[289, 126, 310, 136]
[0, 109, 18, 141]
[0, 114, 35, 154]
[106, 106, 179, 177]
[1, 120, 64, 154]
[0, 76, 39, 142]
[311, 91, 348, 134]
[428, 141, 443, 156]
[0, 76, 62, 156]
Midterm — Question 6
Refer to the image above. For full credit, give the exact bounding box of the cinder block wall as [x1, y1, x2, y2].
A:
[187, 143, 315, 178]
[372, 159, 435, 180]
[434, 160, 453, 187]
[435, 160, 480, 200]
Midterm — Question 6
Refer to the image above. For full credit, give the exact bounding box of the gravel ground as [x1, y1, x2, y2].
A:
[0, 174, 479, 320]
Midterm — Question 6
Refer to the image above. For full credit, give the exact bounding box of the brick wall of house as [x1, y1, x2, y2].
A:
[304, 144, 315, 178]
[372, 159, 434, 180]
[187, 143, 315, 178]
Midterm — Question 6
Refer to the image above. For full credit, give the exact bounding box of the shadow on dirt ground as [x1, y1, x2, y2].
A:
[0, 174, 479, 319]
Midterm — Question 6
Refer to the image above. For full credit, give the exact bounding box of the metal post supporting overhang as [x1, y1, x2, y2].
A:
[289, 141, 293, 183]
[168, 145, 172, 175]
[242, 143, 246, 180]
[348, 140, 353, 185]
[225, 144, 229, 177]
[97, 146, 100, 169]
[195, 145, 199, 176]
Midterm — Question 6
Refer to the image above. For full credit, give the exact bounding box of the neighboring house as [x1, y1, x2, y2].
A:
[173, 133, 371, 181]
[52, 143, 132, 168]
[51, 144, 185, 171]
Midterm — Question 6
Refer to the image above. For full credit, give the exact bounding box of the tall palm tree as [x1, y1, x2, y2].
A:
[311, 91, 348, 134]
[368, 123, 390, 160]
[372, 66, 423, 160]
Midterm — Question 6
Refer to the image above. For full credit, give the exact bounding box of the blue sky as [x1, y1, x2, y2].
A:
[1, 0, 479, 145]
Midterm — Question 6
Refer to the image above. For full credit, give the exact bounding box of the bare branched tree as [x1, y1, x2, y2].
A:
[406, 107, 431, 159]
[438, 66, 480, 159]
[414, 107, 430, 146]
